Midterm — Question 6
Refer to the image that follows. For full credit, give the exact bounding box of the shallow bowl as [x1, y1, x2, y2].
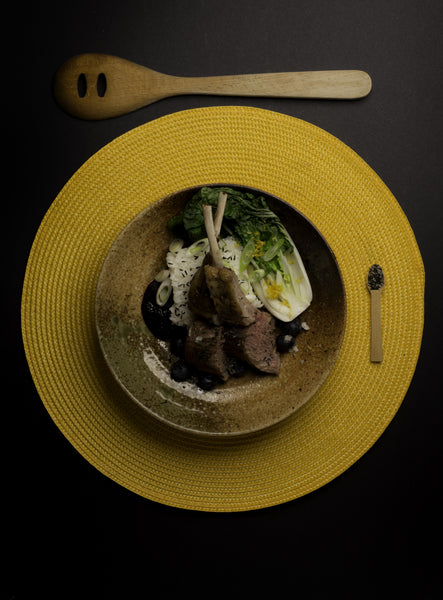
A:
[95, 185, 346, 436]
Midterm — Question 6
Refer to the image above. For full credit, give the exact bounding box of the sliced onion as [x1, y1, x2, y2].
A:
[188, 238, 209, 255]
[156, 278, 172, 306]
[262, 237, 285, 261]
[169, 238, 184, 253]
[252, 268, 265, 281]
[239, 237, 256, 271]
[154, 269, 170, 282]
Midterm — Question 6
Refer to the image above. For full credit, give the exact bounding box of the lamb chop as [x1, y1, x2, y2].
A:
[187, 192, 227, 325]
[201, 203, 258, 327]
[184, 192, 231, 380]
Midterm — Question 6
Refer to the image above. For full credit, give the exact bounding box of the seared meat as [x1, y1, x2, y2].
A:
[204, 264, 258, 327]
[200, 203, 258, 326]
[224, 310, 281, 374]
[187, 254, 221, 325]
[184, 197, 280, 383]
[187, 193, 226, 325]
[184, 319, 229, 381]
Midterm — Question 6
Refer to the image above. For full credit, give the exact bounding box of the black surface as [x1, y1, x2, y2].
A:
[7, 1, 442, 597]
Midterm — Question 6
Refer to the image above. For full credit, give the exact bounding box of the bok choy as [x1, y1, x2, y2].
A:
[168, 186, 312, 322]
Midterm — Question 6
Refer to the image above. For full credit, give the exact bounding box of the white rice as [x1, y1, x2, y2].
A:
[166, 235, 262, 327]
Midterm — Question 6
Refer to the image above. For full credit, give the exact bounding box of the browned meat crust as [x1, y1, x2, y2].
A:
[187, 254, 221, 325]
[204, 264, 258, 327]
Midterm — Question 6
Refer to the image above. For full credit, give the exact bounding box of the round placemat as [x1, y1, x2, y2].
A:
[21, 106, 424, 512]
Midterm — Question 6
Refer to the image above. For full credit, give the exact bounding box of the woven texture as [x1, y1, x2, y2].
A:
[21, 106, 424, 511]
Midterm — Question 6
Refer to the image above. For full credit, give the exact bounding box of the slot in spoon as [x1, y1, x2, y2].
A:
[53, 53, 372, 120]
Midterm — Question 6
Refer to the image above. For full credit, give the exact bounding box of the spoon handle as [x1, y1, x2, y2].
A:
[370, 289, 383, 362]
[53, 53, 371, 120]
[175, 70, 372, 100]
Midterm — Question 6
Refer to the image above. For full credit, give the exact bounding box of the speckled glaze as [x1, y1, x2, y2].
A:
[95, 186, 346, 436]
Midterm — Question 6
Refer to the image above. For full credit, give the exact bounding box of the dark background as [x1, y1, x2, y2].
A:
[7, 1, 442, 597]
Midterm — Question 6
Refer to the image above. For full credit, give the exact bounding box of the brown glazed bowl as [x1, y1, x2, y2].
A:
[95, 185, 346, 437]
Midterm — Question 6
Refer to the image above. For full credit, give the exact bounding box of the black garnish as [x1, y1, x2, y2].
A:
[367, 264, 384, 290]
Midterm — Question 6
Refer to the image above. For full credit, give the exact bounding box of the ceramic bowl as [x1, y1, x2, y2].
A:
[95, 185, 346, 436]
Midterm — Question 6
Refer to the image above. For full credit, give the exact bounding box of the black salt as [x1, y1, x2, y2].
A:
[368, 264, 384, 290]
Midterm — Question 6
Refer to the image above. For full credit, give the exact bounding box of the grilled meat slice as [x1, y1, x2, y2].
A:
[201, 202, 257, 326]
[184, 318, 229, 381]
[187, 254, 221, 325]
[188, 198, 257, 328]
[204, 264, 258, 326]
[224, 310, 281, 374]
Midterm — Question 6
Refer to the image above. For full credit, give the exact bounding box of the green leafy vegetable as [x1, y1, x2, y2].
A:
[168, 186, 312, 321]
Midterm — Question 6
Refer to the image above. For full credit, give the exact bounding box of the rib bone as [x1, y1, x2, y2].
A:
[203, 204, 224, 268]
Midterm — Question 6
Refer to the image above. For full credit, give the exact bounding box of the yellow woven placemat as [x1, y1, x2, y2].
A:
[21, 106, 424, 512]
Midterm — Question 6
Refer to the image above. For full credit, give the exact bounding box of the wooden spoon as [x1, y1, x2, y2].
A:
[53, 53, 372, 120]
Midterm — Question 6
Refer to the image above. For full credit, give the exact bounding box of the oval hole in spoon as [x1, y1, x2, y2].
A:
[97, 73, 107, 97]
[77, 73, 87, 98]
